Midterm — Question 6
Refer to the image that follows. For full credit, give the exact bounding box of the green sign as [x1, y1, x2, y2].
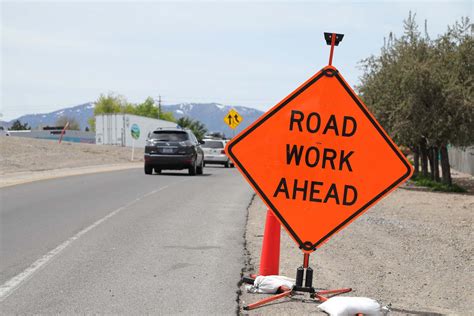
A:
[131, 124, 140, 140]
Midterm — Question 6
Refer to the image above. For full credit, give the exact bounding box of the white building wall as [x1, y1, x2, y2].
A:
[95, 114, 177, 148]
[96, 114, 124, 146]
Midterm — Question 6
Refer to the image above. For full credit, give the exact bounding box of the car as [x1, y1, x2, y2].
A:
[144, 127, 205, 175]
[202, 139, 234, 168]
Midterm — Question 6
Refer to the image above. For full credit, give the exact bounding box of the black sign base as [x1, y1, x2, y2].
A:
[242, 253, 352, 311]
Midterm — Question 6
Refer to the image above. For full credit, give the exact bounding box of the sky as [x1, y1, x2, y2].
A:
[1, 0, 472, 120]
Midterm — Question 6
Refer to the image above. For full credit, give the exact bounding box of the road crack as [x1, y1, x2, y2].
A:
[236, 193, 256, 315]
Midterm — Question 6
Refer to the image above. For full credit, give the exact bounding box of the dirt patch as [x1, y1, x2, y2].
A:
[240, 188, 473, 315]
[0, 137, 143, 186]
[451, 170, 474, 194]
[0, 136, 142, 175]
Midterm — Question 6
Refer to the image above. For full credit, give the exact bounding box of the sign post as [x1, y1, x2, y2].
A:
[58, 121, 70, 144]
[227, 33, 413, 310]
[130, 123, 140, 161]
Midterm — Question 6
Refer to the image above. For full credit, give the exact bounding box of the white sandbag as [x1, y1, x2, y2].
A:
[246, 275, 295, 294]
[318, 296, 383, 316]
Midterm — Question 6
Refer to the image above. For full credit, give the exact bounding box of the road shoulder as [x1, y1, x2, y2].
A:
[240, 190, 473, 315]
[0, 163, 143, 188]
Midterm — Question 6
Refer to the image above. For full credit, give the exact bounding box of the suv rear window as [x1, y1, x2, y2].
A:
[202, 140, 224, 148]
[150, 131, 189, 141]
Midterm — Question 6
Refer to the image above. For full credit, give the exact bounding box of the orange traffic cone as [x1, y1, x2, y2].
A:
[259, 209, 281, 276]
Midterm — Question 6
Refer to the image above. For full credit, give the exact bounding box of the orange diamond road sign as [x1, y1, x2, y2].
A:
[226, 66, 413, 253]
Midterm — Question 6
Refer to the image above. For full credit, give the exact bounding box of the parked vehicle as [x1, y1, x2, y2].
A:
[144, 127, 204, 175]
[202, 139, 234, 168]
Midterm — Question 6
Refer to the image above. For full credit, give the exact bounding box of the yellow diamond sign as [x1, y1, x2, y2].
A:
[224, 109, 243, 129]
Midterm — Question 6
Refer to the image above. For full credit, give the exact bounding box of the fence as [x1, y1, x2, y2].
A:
[448, 146, 474, 176]
[8, 130, 95, 143]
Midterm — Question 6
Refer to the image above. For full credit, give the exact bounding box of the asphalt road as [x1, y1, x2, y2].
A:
[0, 166, 253, 314]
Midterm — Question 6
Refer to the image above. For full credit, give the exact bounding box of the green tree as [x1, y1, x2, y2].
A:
[10, 119, 30, 130]
[430, 18, 474, 184]
[135, 97, 176, 122]
[56, 116, 80, 130]
[94, 93, 127, 115]
[93, 94, 176, 123]
[87, 117, 96, 132]
[135, 97, 159, 118]
[90, 93, 132, 131]
[159, 111, 176, 122]
[177, 117, 208, 140]
[359, 13, 431, 175]
[122, 103, 136, 115]
[358, 14, 473, 185]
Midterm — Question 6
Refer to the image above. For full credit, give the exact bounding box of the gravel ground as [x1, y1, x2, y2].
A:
[0, 136, 142, 175]
[240, 187, 473, 315]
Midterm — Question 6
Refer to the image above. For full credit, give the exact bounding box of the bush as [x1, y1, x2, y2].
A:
[410, 174, 466, 193]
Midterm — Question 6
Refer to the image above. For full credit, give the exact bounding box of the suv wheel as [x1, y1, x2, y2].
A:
[154, 168, 162, 174]
[189, 160, 197, 176]
[224, 161, 230, 168]
[144, 165, 153, 175]
[197, 159, 204, 175]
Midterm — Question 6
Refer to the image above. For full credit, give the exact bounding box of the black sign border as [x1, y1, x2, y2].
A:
[227, 67, 412, 251]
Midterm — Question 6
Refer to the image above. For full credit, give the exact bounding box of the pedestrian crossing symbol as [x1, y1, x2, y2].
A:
[224, 109, 243, 129]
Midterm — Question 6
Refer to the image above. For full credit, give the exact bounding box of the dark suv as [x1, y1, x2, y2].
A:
[144, 128, 205, 175]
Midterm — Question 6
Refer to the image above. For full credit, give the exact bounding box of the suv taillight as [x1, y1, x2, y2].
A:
[221, 150, 225, 154]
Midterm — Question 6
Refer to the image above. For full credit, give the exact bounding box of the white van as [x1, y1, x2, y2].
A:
[202, 139, 234, 168]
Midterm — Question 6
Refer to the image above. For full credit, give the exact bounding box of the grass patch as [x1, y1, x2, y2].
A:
[411, 174, 467, 193]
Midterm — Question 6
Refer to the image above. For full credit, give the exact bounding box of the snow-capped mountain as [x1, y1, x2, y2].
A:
[162, 103, 264, 135]
[4, 102, 264, 134]
[3, 103, 95, 130]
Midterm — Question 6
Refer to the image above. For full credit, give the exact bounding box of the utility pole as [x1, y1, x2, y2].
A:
[158, 95, 162, 119]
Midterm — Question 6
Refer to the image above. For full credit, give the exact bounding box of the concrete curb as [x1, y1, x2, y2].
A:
[0, 162, 143, 188]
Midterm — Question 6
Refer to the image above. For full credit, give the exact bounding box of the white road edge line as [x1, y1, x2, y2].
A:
[0, 185, 171, 302]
